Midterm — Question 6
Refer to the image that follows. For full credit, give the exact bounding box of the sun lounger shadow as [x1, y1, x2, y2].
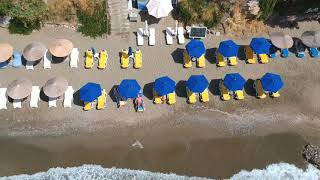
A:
[72, 89, 83, 106]
[108, 85, 118, 103]
[175, 80, 187, 98]
[244, 79, 256, 97]
[205, 48, 217, 64]
[209, 79, 221, 96]
[171, 48, 184, 64]
[238, 45, 247, 61]
[40, 88, 49, 102]
[143, 82, 154, 100]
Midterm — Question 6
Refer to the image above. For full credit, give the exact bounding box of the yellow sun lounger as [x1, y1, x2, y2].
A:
[85, 50, 94, 69]
[228, 56, 238, 66]
[254, 79, 266, 99]
[235, 90, 245, 100]
[200, 89, 209, 102]
[98, 50, 107, 69]
[97, 89, 106, 110]
[216, 52, 226, 67]
[134, 49, 142, 69]
[84, 102, 92, 111]
[183, 50, 192, 68]
[197, 55, 206, 68]
[245, 46, 256, 64]
[121, 49, 129, 69]
[187, 88, 196, 104]
[259, 54, 269, 64]
[167, 92, 176, 105]
[153, 90, 163, 104]
[219, 80, 231, 101]
[270, 91, 280, 98]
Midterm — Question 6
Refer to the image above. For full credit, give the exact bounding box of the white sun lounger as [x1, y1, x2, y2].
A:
[137, 28, 144, 46]
[70, 48, 79, 68]
[0, 88, 7, 109]
[149, 28, 155, 46]
[48, 98, 57, 108]
[177, 27, 185, 44]
[13, 100, 22, 109]
[166, 27, 174, 45]
[30, 86, 40, 108]
[63, 86, 74, 108]
[26, 61, 34, 70]
[43, 49, 52, 69]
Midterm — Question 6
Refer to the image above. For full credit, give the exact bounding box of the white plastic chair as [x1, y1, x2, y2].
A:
[70, 48, 79, 68]
[166, 27, 173, 45]
[13, 100, 22, 109]
[137, 28, 144, 46]
[30, 86, 40, 108]
[26, 61, 34, 70]
[0, 88, 7, 109]
[177, 27, 185, 44]
[48, 98, 57, 108]
[43, 49, 52, 69]
[63, 86, 74, 108]
[149, 28, 155, 46]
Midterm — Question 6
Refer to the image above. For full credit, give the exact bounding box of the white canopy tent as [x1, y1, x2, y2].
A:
[146, 0, 173, 18]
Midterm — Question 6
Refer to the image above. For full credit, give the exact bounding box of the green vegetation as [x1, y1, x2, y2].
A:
[0, 0, 12, 16]
[258, 0, 278, 20]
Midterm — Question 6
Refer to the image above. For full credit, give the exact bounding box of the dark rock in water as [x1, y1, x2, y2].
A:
[303, 144, 320, 168]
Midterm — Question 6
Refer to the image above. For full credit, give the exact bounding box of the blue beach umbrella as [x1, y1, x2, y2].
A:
[186, 75, 209, 93]
[186, 39, 206, 58]
[218, 40, 240, 58]
[154, 76, 176, 96]
[250, 37, 271, 54]
[80, 82, 102, 102]
[261, 73, 284, 92]
[118, 79, 141, 99]
[223, 73, 246, 91]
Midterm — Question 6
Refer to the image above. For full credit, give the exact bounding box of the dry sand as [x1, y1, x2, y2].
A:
[0, 18, 320, 178]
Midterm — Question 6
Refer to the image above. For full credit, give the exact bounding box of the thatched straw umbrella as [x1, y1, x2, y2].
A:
[43, 77, 68, 98]
[301, 31, 320, 48]
[270, 32, 294, 49]
[23, 42, 46, 62]
[49, 39, 73, 58]
[7, 78, 32, 100]
[0, 43, 13, 62]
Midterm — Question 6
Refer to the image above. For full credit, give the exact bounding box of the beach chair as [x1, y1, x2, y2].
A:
[245, 46, 256, 64]
[259, 54, 269, 64]
[149, 28, 155, 46]
[121, 49, 130, 69]
[310, 48, 319, 58]
[98, 50, 107, 69]
[197, 55, 206, 68]
[0, 88, 7, 109]
[187, 88, 196, 104]
[235, 90, 245, 100]
[134, 49, 142, 69]
[26, 61, 34, 70]
[49, 98, 57, 108]
[166, 27, 173, 45]
[167, 92, 176, 105]
[13, 100, 22, 109]
[228, 56, 238, 66]
[177, 27, 185, 44]
[63, 86, 74, 108]
[270, 91, 280, 98]
[137, 28, 144, 46]
[297, 51, 305, 58]
[281, 48, 289, 58]
[70, 48, 79, 68]
[12, 51, 22, 68]
[216, 52, 226, 67]
[219, 80, 231, 101]
[43, 49, 52, 69]
[30, 86, 40, 108]
[153, 90, 163, 104]
[83, 102, 92, 111]
[253, 79, 267, 99]
[200, 89, 209, 103]
[97, 89, 106, 110]
[85, 50, 94, 69]
[183, 50, 192, 68]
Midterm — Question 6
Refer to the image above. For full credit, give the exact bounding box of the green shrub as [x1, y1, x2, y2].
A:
[8, 18, 41, 34]
[258, 0, 279, 20]
[0, 0, 12, 16]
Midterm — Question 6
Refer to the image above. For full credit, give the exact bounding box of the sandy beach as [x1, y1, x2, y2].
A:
[0, 18, 320, 178]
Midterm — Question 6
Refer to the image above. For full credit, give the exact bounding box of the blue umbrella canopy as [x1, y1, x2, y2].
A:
[261, 73, 284, 92]
[185, 39, 206, 58]
[186, 75, 209, 93]
[80, 82, 102, 102]
[218, 40, 240, 57]
[250, 37, 271, 54]
[154, 76, 176, 96]
[223, 73, 246, 91]
[118, 79, 141, 99]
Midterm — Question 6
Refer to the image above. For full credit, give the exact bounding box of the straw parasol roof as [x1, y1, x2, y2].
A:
[43, 77, 68, 98]
[270, 32, 294, 49]
[23, 42, 46, 61]
[301, 31, 320, 48]
[0, 43, 13, 62]
[49, 39, 73, 57]
[7, 78, 32, 99]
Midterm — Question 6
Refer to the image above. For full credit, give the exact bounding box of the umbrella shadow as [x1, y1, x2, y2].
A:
[244, 79, 256, 97]
[21, 56, 41, 67]
[109, 85, 118, 103]
[51, 56, 68, 64]
[175, 80, 186, 98]
[290, 37, 307, 54]
[238, 45, 247, 61]
[209, 79, 221, 96]
[143, 82, 154, 100]
[171, 48, 184, 64]
[139, 11, 160, 24]
[39, 88, 49, 102]
[205, 48, 217, 64]
[73, 89, 83, 106]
